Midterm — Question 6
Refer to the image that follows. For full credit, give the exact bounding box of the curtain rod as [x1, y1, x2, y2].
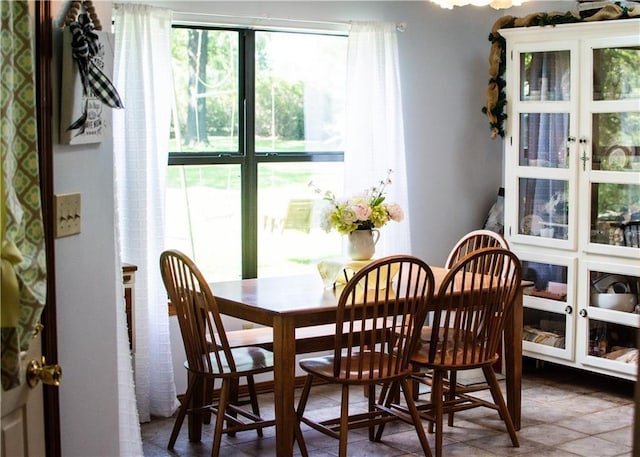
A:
[172, 11, 406, 32]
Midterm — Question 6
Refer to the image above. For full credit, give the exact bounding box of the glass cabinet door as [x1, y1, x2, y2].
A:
[508, 44, 578, 251]
[518, 50, 572, 169]
[581, 39, 640, 258]
[577, 260, 640, 378]
[518, 251, 576, 361]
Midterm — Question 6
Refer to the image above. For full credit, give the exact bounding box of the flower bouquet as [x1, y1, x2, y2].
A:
[311, 169, 404, 235]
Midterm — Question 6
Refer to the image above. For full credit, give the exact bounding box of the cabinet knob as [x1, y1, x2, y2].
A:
[578, 309, 588, 318]
[565, 305, 572, 314]
[567, 136, 576, 144]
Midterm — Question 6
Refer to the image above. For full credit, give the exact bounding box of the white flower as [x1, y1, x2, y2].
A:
[319, 205, 334, 232]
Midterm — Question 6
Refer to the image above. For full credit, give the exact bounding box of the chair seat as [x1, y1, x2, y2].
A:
[411, 327, 492, 367]
[300, 351, 411, 383]
[186, 346, 274, 376]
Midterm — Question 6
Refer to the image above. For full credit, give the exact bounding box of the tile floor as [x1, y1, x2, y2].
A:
[141, 359, 636, 456]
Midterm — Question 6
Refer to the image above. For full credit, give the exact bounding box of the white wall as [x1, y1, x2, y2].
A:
[51, 1, 121, 456]
[50, 1, 574, 455]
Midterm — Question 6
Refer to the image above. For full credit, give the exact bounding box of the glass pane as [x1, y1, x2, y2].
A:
[258, 162, 343, 277]
[255, 31, 347, 153]
[522, 260, 568, 302]
[523, 308, 566, 349]
[519, 113, 570, 168]
[589, 270, 639, 313]
[170, 29, 239, 153]
[591, 112, 640, 171]
[588, 319, 638, 361]
[593, 46, 640, 101]
[589, 183, 640, 248]
[518, 178, 568, 240]
[165, 165, 242, 281]
[520, 50, 570, 101]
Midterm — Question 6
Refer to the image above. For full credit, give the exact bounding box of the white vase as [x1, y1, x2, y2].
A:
[347, 229, 380, 261]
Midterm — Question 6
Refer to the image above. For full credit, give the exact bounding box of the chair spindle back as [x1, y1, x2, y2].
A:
[445, 229, 509, 270]
[333, 255, 435, 381]
[160, 249, 235, 375]
[429, 248, 521, 368]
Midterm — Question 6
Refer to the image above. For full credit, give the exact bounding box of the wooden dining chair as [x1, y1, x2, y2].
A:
[294, 255, 435, 457]
[159, 249, 283, 456]
[407, 247, 522, 457]
[414, 229, 511, 416]
[441, 229, 510, 403]
[445, 229, 509, 270]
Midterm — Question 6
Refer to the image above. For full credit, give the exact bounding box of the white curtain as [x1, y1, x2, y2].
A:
[113, 4, 179, 423]
[113, 258, 143, 456]
[345, 22, 411, 255]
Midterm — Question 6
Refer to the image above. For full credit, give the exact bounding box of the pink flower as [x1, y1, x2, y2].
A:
[386, 203, 404, 222]
[351, 202, 372, 221]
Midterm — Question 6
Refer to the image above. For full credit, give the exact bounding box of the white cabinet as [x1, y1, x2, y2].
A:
[502, 19, 640, 380]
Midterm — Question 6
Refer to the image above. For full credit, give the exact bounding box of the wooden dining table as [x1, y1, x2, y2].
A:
[211, 266, 525, 456]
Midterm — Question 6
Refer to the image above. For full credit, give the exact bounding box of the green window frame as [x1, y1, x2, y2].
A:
[168, 26, 346, 279]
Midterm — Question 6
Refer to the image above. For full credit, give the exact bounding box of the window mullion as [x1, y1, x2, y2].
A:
[241, 30, 258, 279]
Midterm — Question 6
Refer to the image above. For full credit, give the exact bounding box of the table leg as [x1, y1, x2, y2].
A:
[273, 316, 296, 456]
[504, 288, 523, 430]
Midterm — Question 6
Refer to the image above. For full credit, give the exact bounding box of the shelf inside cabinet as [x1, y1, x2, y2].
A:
[588, 320, 638, 364]
[529, 289, 567, 301]
[524, 308, 567, 349]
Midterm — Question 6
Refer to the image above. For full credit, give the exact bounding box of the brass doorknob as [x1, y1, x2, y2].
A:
[27, 356, 62, 388]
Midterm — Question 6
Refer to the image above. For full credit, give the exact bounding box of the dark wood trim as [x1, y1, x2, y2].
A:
[35, 2, 61, 456]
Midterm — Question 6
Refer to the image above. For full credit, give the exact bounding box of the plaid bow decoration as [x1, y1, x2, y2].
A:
[67, 13, 123, 132]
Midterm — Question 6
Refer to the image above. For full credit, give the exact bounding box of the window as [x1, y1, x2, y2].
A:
[167, 27, 347, 280]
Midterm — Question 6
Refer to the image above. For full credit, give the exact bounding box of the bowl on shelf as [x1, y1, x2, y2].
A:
[591, 293, 637, 312]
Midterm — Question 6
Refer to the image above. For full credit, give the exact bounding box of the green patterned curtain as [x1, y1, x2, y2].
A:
[1, 0, 47, 391]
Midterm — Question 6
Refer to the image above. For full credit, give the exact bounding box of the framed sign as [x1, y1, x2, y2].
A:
[59, 2, 122, 145]
[59, 27, 116, 145]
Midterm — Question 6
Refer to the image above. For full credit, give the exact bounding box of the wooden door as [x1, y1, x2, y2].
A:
[0, 1, 61, 456]
[1, 334, 46, 457]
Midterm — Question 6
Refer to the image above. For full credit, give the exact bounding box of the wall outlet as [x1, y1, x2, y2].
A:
[54, 193, 81, 238]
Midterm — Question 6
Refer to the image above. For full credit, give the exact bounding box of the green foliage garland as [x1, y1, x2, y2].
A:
[482, 4, 640, 139]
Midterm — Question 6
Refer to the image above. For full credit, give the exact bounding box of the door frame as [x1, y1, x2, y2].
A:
[34, 1, 61, 456]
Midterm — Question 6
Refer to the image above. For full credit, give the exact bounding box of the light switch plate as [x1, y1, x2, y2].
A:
[54, 193, 81, 238]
